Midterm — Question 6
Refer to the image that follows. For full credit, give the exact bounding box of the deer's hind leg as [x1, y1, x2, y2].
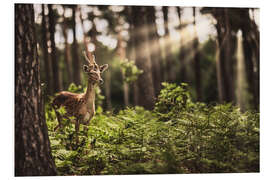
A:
[53, 107, 63, 131]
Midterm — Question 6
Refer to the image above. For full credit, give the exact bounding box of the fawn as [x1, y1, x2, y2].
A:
[52, 51, 108, 144]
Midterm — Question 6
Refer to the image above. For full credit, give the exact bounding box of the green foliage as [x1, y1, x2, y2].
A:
[155, 82, 193, 120]
[46, 83, 259, 175]
[154, 83, 259, 173]
[67, 83, 84, 93]
[120, 59, 143, 84]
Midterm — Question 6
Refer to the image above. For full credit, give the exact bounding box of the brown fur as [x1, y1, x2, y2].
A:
[51, 54, 108, 144]
[52, 81, 96, 128]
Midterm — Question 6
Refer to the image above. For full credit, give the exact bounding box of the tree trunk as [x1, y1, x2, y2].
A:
[216, 23, 227, 102]
[48, 4, 62, 92]
[117, 25, 129, 106]
[162, 6, 174, 82]
[130, 43, 139, 106]
[192, 7, 202, 101]
[242, 29, 256, 109]
[215, 39, 224, 103]
[15, 4, 57, 176]
[240, 9, 259, 110]
[176, 7, 187, 83]
[61, 7, 73, 87]
[104, 70, 112, 110]
[41, 4, 53, 95]
[132, 6, 156, 109]
[126, 8, 139, 105]
[71, 5, 82, 85]
[250, 9, 260, 111]
[214, 8, 233, 103]
[224, 8, 235, 103]
[146, 6, 163, 96]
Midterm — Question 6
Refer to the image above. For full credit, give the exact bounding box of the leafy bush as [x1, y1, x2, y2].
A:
[67, 83, 84, 93]
[153, 82, 259, 173]
[46, 83, 259, 175]
[154, 82, 194, 121]
[120, 59, 143, 84]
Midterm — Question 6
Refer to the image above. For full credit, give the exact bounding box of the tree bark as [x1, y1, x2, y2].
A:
[117, 24, 129, 106]
[224, 8, 235, 103]
[162, 6, 174, 82]
[192, 7, 202, 101]
[250, 9, 260, 111]
[104, 70, 112, 110]
[176, 7, 187, 83]
[214, 8, 234, 103]
[146, 6, 163, 96]
[48, 4, 62, 92]
[132, 6, 156, 109]
[215, 39, 223, 103]
[71, 5, 82, 85]
[240, 8, 259, 110]
[15, 4, 57, 176]
[126, 7, 139, 106]
[41, 4, 53, 95]
[61, 7, 73, 87]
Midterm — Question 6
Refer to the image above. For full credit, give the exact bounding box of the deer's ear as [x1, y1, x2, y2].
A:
[83, 65, 89, 72]
[100, 64, 109, 73]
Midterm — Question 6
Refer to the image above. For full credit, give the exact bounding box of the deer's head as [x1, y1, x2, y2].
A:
[83, 51, 108, 84]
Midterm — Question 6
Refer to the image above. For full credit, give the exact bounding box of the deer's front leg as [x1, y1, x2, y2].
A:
[82, 111, 95, 132]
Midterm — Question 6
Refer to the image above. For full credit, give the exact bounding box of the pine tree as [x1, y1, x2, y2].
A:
[15, 4, 57, 176]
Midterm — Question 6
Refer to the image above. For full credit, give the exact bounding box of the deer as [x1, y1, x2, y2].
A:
[52, 51, 108, 144]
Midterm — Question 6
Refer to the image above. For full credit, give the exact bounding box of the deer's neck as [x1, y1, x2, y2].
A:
[84, 80, 96, 106]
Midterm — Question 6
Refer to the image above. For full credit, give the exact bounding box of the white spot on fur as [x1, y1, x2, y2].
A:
[84, 112, 90, 120]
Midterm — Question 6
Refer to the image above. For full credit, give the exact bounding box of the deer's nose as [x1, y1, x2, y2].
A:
[99, 79, 104, 84]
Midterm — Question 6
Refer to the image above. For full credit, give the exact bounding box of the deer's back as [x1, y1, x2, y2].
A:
[52, 91, 85, 116]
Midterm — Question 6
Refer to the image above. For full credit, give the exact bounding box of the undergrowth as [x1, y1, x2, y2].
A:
[46, 83, 259, 175]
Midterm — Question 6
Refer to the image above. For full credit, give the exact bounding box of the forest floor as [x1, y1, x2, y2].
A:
[45, 83, 259, 175]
